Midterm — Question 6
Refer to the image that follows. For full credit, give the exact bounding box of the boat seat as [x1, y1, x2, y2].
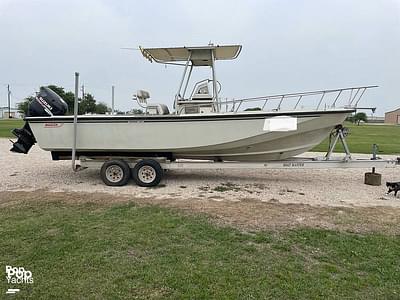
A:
[146, 103, 170, 115]
[134, 90, 169, 115]
[134, 90, 150, 107]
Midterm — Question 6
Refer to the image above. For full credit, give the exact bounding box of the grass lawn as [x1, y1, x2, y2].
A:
[0, 118, 23, 138]
[1, 199, 399, 299]
[313, 122, 400, 155]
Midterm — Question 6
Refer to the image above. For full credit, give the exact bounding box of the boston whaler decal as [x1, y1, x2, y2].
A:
[44, 123, 63, 128]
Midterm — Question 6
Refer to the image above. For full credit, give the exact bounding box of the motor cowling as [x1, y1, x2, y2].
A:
[10, 87, 68, 154]
[27, 87, 68, 117]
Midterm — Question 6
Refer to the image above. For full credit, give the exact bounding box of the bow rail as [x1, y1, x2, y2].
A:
[218, 85, 378, 112]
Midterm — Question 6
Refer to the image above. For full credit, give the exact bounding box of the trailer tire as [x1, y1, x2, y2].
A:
[100, 160, 130, 186]
[132, 159, 163, 187]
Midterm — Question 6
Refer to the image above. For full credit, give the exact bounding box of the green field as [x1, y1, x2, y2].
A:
[0, 118, 23, 138]
[1, 119, 399, 154]
[1, 197, 399, 299]
[312, 123, 400, 155]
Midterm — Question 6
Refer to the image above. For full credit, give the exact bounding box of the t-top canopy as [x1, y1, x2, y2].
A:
[140, 44, 242, 66]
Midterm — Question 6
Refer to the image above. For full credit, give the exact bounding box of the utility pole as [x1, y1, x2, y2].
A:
[111, 85, 115, 115]
[81, 83, 85, 100]
[7, 84, 11, 118]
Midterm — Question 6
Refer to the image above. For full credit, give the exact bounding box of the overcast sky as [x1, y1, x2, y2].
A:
[1, 0, 399, 115]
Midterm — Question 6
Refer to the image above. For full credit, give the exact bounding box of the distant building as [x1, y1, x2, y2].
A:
[0, 107, 22, 119]
[367, 116, 385, 124]
[385, 108, 400, 124]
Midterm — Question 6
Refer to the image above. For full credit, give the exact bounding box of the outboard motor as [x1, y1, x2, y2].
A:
[27, 87, 68, 117]
[10, 87, 68, 154]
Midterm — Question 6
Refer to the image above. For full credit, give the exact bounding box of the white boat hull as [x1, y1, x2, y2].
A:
[26, 110, 352, 162]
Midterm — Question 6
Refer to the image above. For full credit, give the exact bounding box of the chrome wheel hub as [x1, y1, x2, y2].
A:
[138, 165, 156, 183]
[105, 165, 124, 183]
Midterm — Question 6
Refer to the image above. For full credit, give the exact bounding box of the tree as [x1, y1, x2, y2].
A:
[95, 102, 110, 114]
[131, 108, 144, 115]
[16, 85, 106, 116]
[46, 85, 66, 98]
[17, 85, 74, 115]
[17, 96, 33, 115]
[79, 93, 96, 114]
[114, 109, 126, 115]
[354, 112, 367, 125]
[62, 92, 76, 114]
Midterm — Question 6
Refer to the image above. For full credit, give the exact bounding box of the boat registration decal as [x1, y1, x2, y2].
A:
[263, 116, 297, 131]
[44, 123, 63, 128]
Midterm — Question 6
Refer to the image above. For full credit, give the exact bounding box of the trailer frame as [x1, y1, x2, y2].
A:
[80, 156, 400, 171]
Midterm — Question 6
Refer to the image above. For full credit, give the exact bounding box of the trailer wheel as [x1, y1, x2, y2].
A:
[100, 160, 130, 186]
[132, 159, 163, 187]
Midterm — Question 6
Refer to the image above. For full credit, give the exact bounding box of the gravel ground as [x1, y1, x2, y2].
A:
[1, 139, 399, 208]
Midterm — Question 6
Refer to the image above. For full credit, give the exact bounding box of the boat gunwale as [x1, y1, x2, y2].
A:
[25, 108, 355, 123]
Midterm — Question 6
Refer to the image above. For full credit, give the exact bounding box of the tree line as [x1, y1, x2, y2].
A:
[17, 85, 111, 115]
[347, 112, 368, 125]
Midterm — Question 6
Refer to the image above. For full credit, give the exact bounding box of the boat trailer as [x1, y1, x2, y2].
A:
[78, 155, 399, 187]
[77, 126, 399, 187]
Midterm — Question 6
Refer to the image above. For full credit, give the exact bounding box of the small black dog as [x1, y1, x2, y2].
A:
[386, 182, 400, 197]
